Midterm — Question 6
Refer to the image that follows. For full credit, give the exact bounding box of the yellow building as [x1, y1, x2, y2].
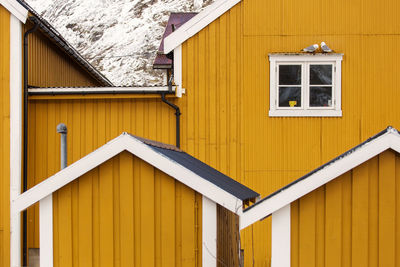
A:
[241, 127, 400, 267]
[1, 1, 111, 266]
[15, 133, 258, 267]
[3, 0, 400, 266]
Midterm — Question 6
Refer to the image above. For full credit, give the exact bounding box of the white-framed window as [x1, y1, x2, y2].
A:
[269, 54, 343, 117]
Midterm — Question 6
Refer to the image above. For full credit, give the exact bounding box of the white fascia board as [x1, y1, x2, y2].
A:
[9, 14, 23, 267]
[28, 86, 173, 94]
[163, 0, 241, 53]
[11, 134, 127, 214]
[240, 131, 399, 230]
[0, 0, 28, 23]
[12, 134, 244, 215]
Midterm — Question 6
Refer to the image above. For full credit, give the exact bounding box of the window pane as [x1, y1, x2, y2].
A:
[310, 87, 332, 107]
[279, 65, 301, 85]
[279, 87, 301, 107]
[310, 65, 332, 85]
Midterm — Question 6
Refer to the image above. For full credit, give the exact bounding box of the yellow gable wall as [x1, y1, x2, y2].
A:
[52, 151, 202, 267]
[181, 0, 400, 265]
[24, 20, 103, 87]
[291, 149, 400, 267]
[0, 6, 10, 267]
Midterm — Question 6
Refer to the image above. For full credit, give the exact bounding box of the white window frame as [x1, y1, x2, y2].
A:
[269, 54, 343, 117]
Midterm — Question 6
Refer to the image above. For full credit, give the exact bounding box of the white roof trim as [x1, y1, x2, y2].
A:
[12, 133, 244, 215]
[240, 128, 400, 229]
[163, 0, 241, 53]
[0, 0, 28, 23]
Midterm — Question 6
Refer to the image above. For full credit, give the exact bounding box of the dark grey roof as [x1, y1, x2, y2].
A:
[131, 135, 260, 201]
[244, 126, 397, 212]
[17, 0, 113, 87]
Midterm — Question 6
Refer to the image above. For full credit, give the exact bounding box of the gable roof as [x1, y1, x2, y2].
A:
[240, 126, 400, 230]
[12, 133, 259, 215]
[16, 0, 113, 86]
[163, 0, 241, 53]
[0, 0, 28, 22]
[154, 12, 197, 69]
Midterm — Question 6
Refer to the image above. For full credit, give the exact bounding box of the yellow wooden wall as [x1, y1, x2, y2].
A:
[0, 6, 10, 267]
[25, 0, 400, 265]
[291, 149, 400, 267]
[51, 151, 202, 267]
[181, 0, 400, 265]
[26, 98, 177, 249]
[24, 20, 102, 87]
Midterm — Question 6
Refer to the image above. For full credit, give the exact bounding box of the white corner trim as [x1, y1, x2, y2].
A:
[12, 134, 244, 215]
[163, 0, 241, 53]
[0, 0, 28, 23]
[240, 130, 400, 229]
[174, 45, 183, 97]
[271, 204, 290, 267]
[202, 196, 217, 267]
[39, 194, 53, 267]
[10, 14, 23, 267]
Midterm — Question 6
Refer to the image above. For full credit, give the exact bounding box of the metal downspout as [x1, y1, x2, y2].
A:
[23, 17, 39, 267]
[161, 81, 181, 148]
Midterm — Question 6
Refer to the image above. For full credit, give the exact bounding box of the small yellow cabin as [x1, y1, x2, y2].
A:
[13, 133, 258, 267]
[241, 127, 400, 267]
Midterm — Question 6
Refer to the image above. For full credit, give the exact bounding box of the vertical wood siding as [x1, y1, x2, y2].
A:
[25, 0, 400, 265]
[0, 6, 10, 267]
[26, 98, 178, 250]
[51, 151, 202, 267]
[24, 21, 102, 87]
[291, 150, 400, 267]
[182, 0, 400, 265]
[217, 206, 240, 267]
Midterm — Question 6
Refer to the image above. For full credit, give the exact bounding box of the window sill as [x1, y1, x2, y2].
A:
[269, 109, 342, 117]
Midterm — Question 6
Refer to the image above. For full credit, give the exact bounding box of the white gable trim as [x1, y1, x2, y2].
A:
[163, 0, 241, 53]
[12, 133, 244, 215]
[0, 0, 28, 23]
[240, 128, 400, 230]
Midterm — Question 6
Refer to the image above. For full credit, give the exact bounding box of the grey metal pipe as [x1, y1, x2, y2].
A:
[57, 123, 67, 169]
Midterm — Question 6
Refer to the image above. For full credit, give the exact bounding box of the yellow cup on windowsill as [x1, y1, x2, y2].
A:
[289, 101, 297, 107]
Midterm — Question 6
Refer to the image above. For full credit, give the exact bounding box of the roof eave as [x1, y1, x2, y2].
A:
[0, 0, 28, 22]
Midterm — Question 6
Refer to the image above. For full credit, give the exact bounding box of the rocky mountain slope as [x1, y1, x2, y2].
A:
[26, 0, 214, 86]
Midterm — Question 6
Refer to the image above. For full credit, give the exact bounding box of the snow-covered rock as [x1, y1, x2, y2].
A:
[26, 0, 214, 86]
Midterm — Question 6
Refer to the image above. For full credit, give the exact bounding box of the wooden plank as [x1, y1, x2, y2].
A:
[325, 176, 342, 267]
[133, 156, 142, 266]
[291, 201, 299, 267]
[140, 160, 155, 266]
[160, 171, 176, 267]
[341, 172, 352, 267]
[351, 163, 369, 267]
[99, 160, 114, 267]
[368, 156, 379, 267]
[181, 185, 195, 267]
[378, 151, 396, 267]
[119, 152, 134, 267]
[298, 191, 316, 267]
